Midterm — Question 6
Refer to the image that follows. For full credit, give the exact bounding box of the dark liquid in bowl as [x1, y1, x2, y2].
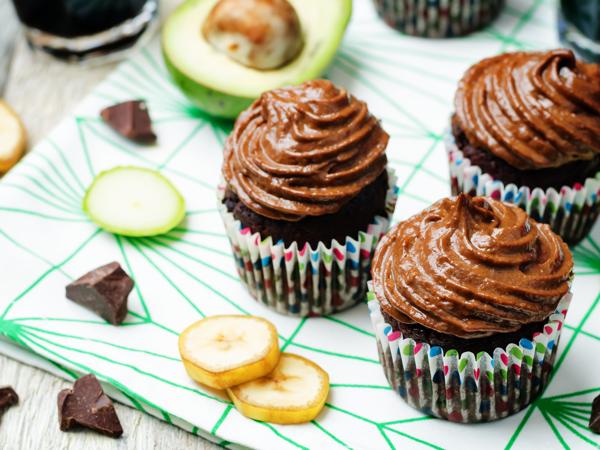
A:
[13, 0, 148, 37]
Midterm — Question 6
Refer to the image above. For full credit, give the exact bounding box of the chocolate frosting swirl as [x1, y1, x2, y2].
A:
[223, 79, 389, 221]
[455, 49, 600, 170]
[372, 195, 573, 338]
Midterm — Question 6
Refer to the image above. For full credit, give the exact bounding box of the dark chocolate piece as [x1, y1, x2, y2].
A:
[66, 262, 133, 325]
[590, 394, 600, 434]
[58, 374, 123, 438]
[223, 171, 389, 247]
[0, 387, 18, 416]
[100, 100, 156, 144]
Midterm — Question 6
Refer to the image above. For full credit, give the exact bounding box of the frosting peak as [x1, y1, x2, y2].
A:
[454, 49, 600, 170]
[372, 195, 573, 338]
[223, 79, 389, 221]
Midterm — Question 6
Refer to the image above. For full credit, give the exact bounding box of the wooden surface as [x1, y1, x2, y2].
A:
[0, 2, 218, 448]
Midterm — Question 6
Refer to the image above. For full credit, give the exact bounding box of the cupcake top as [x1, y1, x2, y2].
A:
[223, 79, 389, 222]
[372, 195, 573, 338]
[454, 49, 600, 170]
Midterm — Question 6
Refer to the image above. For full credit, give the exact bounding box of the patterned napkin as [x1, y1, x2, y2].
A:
[1, 1, 599, 448]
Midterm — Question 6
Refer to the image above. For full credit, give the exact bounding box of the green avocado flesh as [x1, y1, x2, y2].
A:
[161, 0, 352, 119]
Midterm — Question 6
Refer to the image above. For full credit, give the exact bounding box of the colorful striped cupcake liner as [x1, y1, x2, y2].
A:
[372, 0, 504, 38]
[446, 135, 600, 245]
[368, 284, 571, 423]
[217, 169, 399, 317]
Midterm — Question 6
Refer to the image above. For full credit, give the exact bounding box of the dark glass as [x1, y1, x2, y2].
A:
[13, 0, 148, 37]
[561, 0, 600, 41]
[11, 0, 157, 61]
[559, 0, 600, 62]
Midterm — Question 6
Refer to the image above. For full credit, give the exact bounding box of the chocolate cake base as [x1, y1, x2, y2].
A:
[223, 171, 389, 248]
[452, 116, 600, 190]
[382, 308, 548, 355]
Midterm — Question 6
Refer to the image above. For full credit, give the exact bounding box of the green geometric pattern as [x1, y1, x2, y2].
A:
[0, 0, 598, 448]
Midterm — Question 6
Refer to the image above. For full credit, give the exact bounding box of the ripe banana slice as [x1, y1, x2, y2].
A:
[0, 101, 26, 174]
[227, 353, 329, 424]
[179, 315, 280, 389]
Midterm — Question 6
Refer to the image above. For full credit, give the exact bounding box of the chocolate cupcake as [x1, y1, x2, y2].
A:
[373, 0, 504, 38]
[369, 194, 573, 422]
[448, 49, 600, 245]
[219, 79, 397, 316]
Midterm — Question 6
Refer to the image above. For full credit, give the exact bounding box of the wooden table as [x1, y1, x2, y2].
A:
[0, 2, 218, 448]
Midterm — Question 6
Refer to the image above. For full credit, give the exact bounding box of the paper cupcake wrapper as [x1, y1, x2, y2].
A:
[372, 0, 504, 38]
[368, 284, 572, 423]
[217, 170, 398, 317]
[446, 135, 600, 245]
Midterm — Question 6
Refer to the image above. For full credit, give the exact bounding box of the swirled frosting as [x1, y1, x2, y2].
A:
[372, 195, 572, 338]
[223, 79, 389, 221]
[455, 49, 600, 170]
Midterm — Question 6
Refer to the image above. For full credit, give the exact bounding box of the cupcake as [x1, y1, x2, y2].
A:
[369, 194, 573, 422]
[449, 49, 600, 245]
[219, 79, 397, 316]
[372, 0, 504, 38]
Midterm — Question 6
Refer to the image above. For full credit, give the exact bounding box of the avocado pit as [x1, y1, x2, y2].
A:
[202, 0, 303, 70]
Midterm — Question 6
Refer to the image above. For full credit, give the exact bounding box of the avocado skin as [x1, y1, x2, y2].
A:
[162, 48, 254, 119]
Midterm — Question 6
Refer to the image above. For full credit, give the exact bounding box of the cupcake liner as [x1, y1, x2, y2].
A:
[372, 0, 504, 38]
[446, 134, 600, 245]
[217, 170, 398, 317]
[368, 284, 572, 423]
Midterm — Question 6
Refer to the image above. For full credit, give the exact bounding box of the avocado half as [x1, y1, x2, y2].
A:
[161, 0, 352, 119]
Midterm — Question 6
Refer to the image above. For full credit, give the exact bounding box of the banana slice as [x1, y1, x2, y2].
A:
[179, 315, 280, 389]
[227, 353, 329, 424]
[0, 101, 26, 174]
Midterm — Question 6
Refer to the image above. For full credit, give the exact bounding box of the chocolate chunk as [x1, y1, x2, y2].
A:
[58, 374, 123, 438]
[590, 394, 600, 434]
[100, 100, 156, 144]
[0, 387, 18, 416]
[66, 262, 134, 325]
